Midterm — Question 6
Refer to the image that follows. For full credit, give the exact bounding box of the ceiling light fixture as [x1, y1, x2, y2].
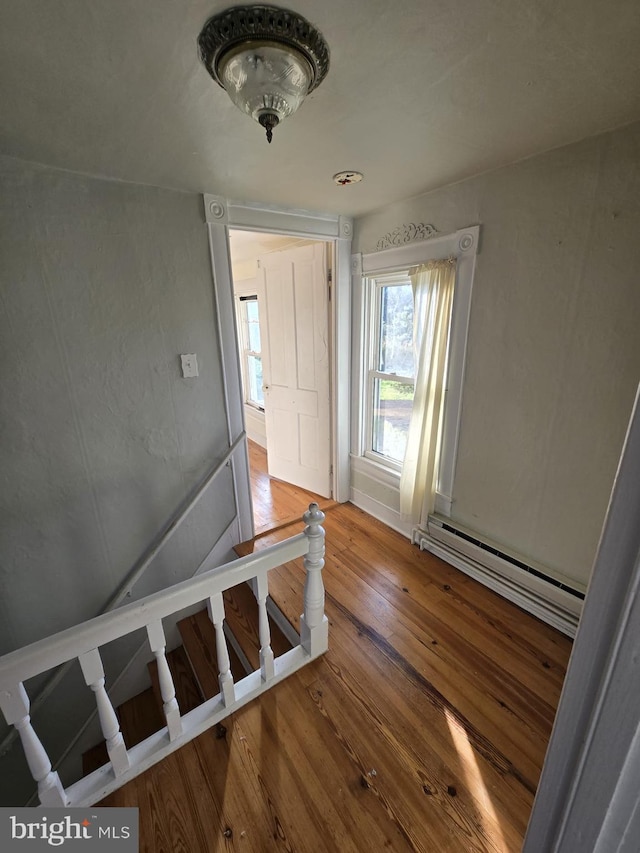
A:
[198, 5, 330, 144]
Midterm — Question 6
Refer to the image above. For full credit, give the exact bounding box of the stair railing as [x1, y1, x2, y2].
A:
[0, 432, 247, 762]
[0, 503, 328, 808]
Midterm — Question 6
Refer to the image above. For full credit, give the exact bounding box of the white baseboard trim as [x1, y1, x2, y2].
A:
[416, 529, 580, 637]
[350, 488, 413, 538]
[244, 406, 266, 448]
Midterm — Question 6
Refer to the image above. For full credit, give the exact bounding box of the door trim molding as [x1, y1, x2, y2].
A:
[204, 195, 353, 540]
[524, 387, 640, 851]
[206, 220, 254, 543]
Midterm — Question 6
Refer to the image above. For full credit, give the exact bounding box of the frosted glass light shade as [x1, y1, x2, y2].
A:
[219, 42, 312, 126]
[198, 5, 330, 143]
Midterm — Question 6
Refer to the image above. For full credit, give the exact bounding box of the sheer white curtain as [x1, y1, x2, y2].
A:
[399, 259, 456, 524]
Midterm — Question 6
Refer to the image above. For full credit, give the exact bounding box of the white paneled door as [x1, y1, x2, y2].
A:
[259, 242, 331, 497]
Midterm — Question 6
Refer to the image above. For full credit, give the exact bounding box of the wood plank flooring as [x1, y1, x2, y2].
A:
[248, 440, 336, 535]
[100, 450, 572, 852]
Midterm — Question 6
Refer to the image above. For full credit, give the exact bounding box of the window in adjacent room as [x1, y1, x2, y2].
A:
[238, 295, 264, 409]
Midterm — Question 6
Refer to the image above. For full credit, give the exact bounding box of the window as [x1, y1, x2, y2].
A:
[238, 295, 264, 408]
[366, 272, 415, 466]
[354, 226, 478, 520]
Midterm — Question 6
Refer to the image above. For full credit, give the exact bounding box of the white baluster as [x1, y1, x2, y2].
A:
[78, 649, 129, 776]
[0, 683, 68, 805]
[300, 502, 329, 657]
[207, 593, 236, 705]
[146, 621, 182, 741]
[255, 572, 275, 681]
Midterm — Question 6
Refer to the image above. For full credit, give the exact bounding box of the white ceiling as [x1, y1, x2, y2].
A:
[1, 0, 639, 217]
[228, 229, 312, 262]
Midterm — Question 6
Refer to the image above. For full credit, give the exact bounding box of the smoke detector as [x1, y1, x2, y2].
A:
[333, 171, 363, 186]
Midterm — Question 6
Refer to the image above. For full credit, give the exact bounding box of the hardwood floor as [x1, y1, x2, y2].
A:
[248, 440, 336, 535]
[100, 452, 572, 852]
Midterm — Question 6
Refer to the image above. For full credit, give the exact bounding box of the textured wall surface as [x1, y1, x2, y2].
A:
[0, 156, 235, 651]
[354, 121, 640, 588]
[0, 157, 236, 801]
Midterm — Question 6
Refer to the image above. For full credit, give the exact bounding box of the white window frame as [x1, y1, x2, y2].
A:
[352, 225, 480, 517]
[363, 270, 415, 471]
[236, 294, 264, 412]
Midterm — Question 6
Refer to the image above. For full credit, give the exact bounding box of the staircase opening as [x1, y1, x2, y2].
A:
[82, 593, 296, 777]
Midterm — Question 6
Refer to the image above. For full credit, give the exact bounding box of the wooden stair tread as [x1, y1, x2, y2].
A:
[81, 585, 295, 773]
[118, 687, 165, 749]
[82, 649, 205, 773]
[178, 609, 247, 700]
[234, 540, 256, 558]
[81, 685, 164, 772]
[235, 500, 339, 557]
[223, 582, 293, 671]
[253, 498, 337, 538]
[148, 646, 203, 718]
[82, 741, 109, 776]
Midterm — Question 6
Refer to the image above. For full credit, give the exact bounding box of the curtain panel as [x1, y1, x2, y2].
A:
[399, 259, 456, 524]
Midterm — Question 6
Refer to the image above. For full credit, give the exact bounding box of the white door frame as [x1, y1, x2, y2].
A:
[524, 386, 640, 852]
[204, 194, 353, 542]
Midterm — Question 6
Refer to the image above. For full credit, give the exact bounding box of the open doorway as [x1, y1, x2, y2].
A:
[228, 229, 334, 534]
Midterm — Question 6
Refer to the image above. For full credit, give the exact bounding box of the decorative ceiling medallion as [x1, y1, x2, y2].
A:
[333, 171, 363, 186]
[375, 223, 438, 251]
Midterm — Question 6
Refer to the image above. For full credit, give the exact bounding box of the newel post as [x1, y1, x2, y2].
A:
[300, 502, 329, 657]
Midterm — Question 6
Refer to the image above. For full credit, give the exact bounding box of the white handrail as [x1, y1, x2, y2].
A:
[0, 534, 307, 688]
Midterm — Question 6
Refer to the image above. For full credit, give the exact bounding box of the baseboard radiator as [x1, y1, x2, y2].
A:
[416, 516, 584, 637]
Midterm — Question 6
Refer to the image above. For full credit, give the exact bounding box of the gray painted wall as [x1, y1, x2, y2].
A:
[353, 120, 640, 589]
[0, 156, 237, 802]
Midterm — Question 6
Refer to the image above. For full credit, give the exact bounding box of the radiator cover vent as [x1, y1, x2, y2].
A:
[439, 523, 585, 601]
[420, 517, 583, 636]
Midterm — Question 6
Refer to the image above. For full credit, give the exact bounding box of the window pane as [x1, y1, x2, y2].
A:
[247, 355, 264, 406]
[372, 379, 414, 462]
[246, 300, 261, 352]
[379, 284, 414, 377]
[246, 300, 259, 322]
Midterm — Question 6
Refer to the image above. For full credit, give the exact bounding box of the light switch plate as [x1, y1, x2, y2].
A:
[180, 353, 199, 378]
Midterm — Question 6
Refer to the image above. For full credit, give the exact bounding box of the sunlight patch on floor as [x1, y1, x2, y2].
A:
[444, 707, 510, 853]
